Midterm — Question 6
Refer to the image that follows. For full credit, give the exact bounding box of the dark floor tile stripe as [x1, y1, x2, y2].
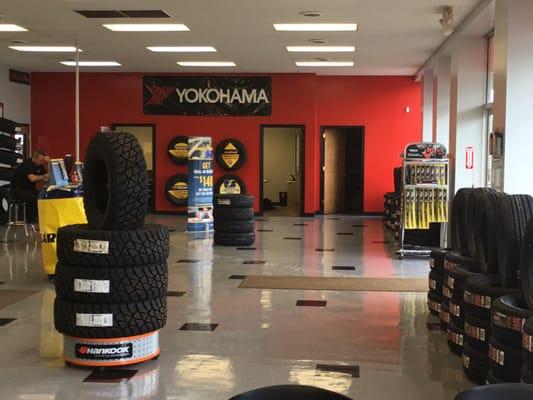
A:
[243, 261, 265, 265]
[372, 241, 390, 244]
[284, 237, 301, 240]
[337, 233, 354, 236]
[325, 217, 340, 220]
[426, 322, 442, 331]
[296, 300, 327, 307]
[237, 247, 256, 250]
[180, 323, 218, 332]
[229, 275, 247, 280]
[257, 229, 274, 232]
[84, 369, 138, 383]
[0, 318, 16, 326]
[316, 364, 359, 378]
[332, 266, 356, 271]
[167, 291, 186, 297]
[294, 223, 308, 226]
[352, 225, 367, 228]
[315, 248, 335, 252]
[168, 229, 177, 233]
[255, 219, 269, 222]
[177, 259, 200, 264]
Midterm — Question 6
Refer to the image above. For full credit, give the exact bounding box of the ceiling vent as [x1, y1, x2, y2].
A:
[309, 38, 327, 44]
[300, 11, 323, 17]
[75, 10, 170, 18]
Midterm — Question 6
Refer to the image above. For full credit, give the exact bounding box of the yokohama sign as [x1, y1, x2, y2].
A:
[143, 76, 272, 116]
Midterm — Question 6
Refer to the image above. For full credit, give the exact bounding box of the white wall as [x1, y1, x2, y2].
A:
[0, 65, 30, 124]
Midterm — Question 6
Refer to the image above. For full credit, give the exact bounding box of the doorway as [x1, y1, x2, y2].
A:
[320, 126, 364, 215]
[112, 123, 156, 211]
[260, 125, 305, 217]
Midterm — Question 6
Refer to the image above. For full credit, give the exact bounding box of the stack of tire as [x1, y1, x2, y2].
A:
[0, 117, 22, 224]
[213, 194, 255, 246]
[428, 249, 445, 320]
[53, 131, 169, 367]
[522, 220, 533, 384]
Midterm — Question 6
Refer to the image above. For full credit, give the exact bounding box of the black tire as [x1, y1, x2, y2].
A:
[520, 218, 533, 310]
[54, 296, 167, 338]
[430, 249, 447, 272]
[522, 317, 533, 370]
[463, 274, 520, 321]
[445, 252, 480, 274]
[447, 321, 465, 355]
[497, 194, 533, 288]
[489, 336, 522, 382]
[445, 259, 482, 300]
[214, 220, 255, 234]
[214, 194, 254, 209]
[491, 294, 533, 346]
[57, 224, 169, 267]
[522, 365, 533, 384]
[165, 174, 189, 207]
[83, 131, 148, 230]
[439, 301, 451, 331]
[0, 133, 17, 150]
[428, 269, 444, 295]
[0, 186, 9, 225]
[462, 341, 489, 385]
[466, 188, 496, 261]
[55, 262, 168, 303]
[215, 138, 247, 171]
[449, 296, 464, 328]
[0, 149, 21, 166]
[464, 312, 490, 352]
[450, 188, 474, 255]
[213, 207, 254, 221]
[215, 175, 247, 195]
[428, 292, 442, 316]
[167, 136, 188, 165]
[214, 232, 255, 247]
[0, 166, 14, 182]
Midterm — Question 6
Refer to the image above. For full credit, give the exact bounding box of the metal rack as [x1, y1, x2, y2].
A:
[397, 143, 450, 258]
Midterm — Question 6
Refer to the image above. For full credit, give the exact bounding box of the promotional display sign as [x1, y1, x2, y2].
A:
[143, 76, 272, 116]
[404, 143, 447, 160]
[188, 137, 214, 232]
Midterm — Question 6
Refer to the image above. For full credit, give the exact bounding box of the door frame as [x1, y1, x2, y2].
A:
[319, 125, 365, 215]
[111, 123, 156, 210]
[259, 124, 306, 216]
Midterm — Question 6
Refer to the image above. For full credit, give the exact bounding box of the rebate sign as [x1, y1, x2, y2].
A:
[187, 137, 214, 232]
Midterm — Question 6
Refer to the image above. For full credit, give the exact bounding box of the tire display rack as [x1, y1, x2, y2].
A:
[397, 143, 449, 258]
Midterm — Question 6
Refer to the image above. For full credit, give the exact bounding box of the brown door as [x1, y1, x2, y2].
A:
[324, 129, 346, 214]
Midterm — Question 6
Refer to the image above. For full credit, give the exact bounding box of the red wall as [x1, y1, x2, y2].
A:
[31, 73, 421, 213]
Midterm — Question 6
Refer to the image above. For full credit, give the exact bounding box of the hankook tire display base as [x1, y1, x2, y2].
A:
[63, 330, 159, 368]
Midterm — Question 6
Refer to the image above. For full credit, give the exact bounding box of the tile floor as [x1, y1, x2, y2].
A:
[0, 215, 473, 399]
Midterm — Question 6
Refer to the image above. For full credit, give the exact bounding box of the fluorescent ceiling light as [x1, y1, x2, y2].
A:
[103, 24, 190, 32]
[60, 61, 121, 67]
[296, 61, 354, 67]
[0, 24, 27, 32]
[287, 46, 355, 52]
[274, 23, 357, 32]
[147, 46, 216, 53]
[177, 61, 236, 67]
[10, 46, 82, 52]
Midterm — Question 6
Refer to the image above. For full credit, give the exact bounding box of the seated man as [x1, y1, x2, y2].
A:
[12, 150, 49, 223]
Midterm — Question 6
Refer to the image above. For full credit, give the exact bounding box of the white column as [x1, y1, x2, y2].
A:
[435, 56, 451, 149]
[422, 69, 434, 142]
[449, 37, 487, 192]
[493, 0, 533, 194]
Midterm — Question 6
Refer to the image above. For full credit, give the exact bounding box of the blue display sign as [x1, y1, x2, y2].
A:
[187, 137, 214, 232]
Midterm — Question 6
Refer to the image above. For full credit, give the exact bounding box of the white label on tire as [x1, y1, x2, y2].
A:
[447, 276, 455, 289]
[450, 302, 461, 317]
[489, 345, 505, 366]
[465, 322, 486, 342]
[74, 279, 111, 294]
[73, 239, 110, 254]
[524, 334, 533, 352]
[462, 354, 470, 368]
[429, 258, 435, 268]
[429, 278, 437, 290]
[76, 313, 113, 327]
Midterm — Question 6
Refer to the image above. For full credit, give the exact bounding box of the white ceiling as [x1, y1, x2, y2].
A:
[0, 0, 483, 75]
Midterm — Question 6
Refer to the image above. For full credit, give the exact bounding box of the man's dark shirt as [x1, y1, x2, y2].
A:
[13, 158, 45, 193]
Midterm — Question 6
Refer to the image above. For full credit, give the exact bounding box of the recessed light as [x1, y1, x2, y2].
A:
[274, 23, 357, 32]
[60, 61, 121, 67]
[0, 24, 28, 32]
[103, 24, 190, 32]
[296, 61, 354, 67]
[10, 46, 82, 52]
[287, 46, 355, 52]
[147, 46, 216, 52]
[177, 61, 236, 67]
[299, 11, 323, 17]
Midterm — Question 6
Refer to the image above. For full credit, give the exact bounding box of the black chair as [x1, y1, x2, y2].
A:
[455, 384, 533, 400]
[228, 385, 353, 400]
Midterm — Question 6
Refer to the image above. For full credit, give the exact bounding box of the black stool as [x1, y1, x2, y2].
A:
[455, 384, 533, 400]
[4, 199, 36, 242]
[228, 385, 353, 400]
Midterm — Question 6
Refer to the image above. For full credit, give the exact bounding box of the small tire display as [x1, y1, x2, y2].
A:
[0, 133, 18, 151]
[215, 139, 247, 171]
[215, 174, 246, 195]
[165, 174, 189, 207]
[167, 136, 189, 165]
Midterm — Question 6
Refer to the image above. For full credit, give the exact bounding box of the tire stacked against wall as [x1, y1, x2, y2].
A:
[0, 117, 22, 224]
[214, 194, 255, 246]
[520, 218, 533, 383]
[54, 131, 169, 368]
[383, 167, 402, 235]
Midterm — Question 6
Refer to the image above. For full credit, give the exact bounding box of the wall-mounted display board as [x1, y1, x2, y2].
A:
[215, 139, 247, 171]
[165, 174, 189, 206]
[215, 175, 246, 195]
[167, 136, 189, 165]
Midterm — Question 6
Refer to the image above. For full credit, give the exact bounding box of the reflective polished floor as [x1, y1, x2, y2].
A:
[0, 215, 473, 400]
